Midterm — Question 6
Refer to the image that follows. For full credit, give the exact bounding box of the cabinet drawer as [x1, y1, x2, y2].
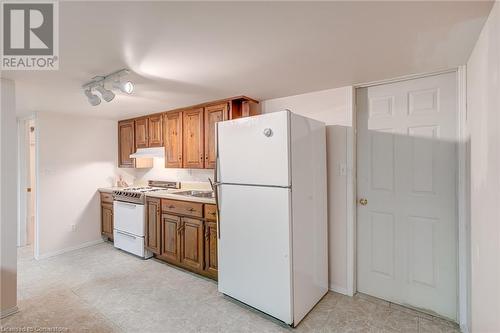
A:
[204, 204, 217, 220]
[161, 199, 203, 218]
[100, 192, 113, 204]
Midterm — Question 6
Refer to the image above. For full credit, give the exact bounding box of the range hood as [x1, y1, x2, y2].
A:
[130, 147, 164, 158]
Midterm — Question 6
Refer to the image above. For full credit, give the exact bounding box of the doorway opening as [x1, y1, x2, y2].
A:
[17, 116, 37, 260]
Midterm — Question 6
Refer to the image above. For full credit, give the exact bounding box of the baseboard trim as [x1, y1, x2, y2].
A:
[0, 306, 19, 319]
[329, 284, 350, 296]
[35, 239, 104, 260]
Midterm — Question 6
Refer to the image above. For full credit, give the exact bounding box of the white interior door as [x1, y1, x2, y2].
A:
[356, 72, 458, 320]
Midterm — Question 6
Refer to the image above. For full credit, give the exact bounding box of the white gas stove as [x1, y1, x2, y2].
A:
[112, 180, 179, 258]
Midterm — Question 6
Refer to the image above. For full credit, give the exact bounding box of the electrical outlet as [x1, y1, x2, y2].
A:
[71, 224, 77, 232]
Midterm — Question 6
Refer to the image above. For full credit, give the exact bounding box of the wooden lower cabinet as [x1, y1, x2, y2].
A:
[101, 203, 114, 239]
[204, 221, 218, 279]
[179, 217, 204, 271]
[161, 214, 181, 264]
[149, 198, 218, 280]
[145, 197, 161, 254]
[100, 192, 114, 240]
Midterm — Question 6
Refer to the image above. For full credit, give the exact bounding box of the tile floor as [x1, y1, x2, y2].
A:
[1, 242, 460, 332]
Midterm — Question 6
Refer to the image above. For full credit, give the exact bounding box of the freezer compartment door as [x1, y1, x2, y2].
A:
[217, 184, 293, 324]
[217, 111, 290, 187]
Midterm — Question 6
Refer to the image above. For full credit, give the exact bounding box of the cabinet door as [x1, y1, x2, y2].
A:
[135, 118, 148, 149]
[204, 221, 218, 279]
[101, 203, 114, 238]
[118, 120, 135, 168]
[148, 115, 163, 147]
[161, 214, 181, 264]
[180, 217, 204, 271]
[183, 108, 204, 169]
[146, 198, 161, 254]
[204, 103, 228, 169]
[164, 111, 183, 168]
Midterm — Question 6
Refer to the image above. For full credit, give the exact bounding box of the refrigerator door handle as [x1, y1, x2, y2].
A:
[214, 122, 221, 239]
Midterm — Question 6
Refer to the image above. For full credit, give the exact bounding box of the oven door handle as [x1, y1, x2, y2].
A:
[114, 201, 138, 209]
[116, 230, 137, 239]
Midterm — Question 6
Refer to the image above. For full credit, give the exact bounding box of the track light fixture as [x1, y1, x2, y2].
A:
[95, 84, 115, 102]
[113, 80, 134, 94]
[84, 88, 101, 106]
[82, 69, 133, 106]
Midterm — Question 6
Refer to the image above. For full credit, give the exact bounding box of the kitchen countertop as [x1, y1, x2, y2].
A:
[146, 190, 216, 205]
[97, 187, 216, 205]
[98, 187, 124, 193]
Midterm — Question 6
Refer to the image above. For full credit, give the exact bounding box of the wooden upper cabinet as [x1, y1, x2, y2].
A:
[148, 115, 163, 147]
[183, 108, 204, 169]
[118, 96, 259, 169]
[204, 103, 228, 169]
[135, 118, 148, 149]
[145, 197, 161, 254]
[118, 120, 135, 168]
[164, 111, 183, 168]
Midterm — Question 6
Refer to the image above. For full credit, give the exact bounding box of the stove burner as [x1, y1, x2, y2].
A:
[113, 181, 180, 204]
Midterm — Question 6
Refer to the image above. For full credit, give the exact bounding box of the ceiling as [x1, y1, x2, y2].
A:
[3, 1, 493, 120]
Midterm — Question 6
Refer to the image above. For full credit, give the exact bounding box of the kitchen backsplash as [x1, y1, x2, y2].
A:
[115, 157, 215, 187]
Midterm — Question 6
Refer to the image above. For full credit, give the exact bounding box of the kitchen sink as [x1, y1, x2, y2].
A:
[174, 190, 215, 198]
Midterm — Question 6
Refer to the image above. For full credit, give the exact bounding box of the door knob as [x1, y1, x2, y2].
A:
[359, 198, 368, 206]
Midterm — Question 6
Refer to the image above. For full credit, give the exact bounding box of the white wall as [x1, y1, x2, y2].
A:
[0, 79, 18, 317]
[262, 86, 354, 295]
[37, 112, 117, 258]
[119, 157, 214, 186]
[466, 2, 500, 332]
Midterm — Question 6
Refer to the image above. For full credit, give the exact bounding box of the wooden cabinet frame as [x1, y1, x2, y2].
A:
[118, 120, 135, 168]
[100, 193, 114, 240]
[145, 197, 161, 254]
[204, 220, 218, 279]
[179, 217, 204, 271]
[148, 114, 163, 147]
[160, 214, 181, 264]
[164, 111, 183, 168]
[135, 117, 149, 149]
[204, 103, 229, 169]
[182, 108, 204, 169]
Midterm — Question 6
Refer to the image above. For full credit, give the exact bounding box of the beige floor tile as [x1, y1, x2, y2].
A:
[2, 242, 460, 333]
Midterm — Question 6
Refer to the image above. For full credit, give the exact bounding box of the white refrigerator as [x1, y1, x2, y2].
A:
[215, 110, 328, 327]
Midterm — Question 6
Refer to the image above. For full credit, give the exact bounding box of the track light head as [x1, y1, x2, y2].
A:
[113, 80, 134, 94]
[95, 84, 115, 102]
[84, 88, 101, 106]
